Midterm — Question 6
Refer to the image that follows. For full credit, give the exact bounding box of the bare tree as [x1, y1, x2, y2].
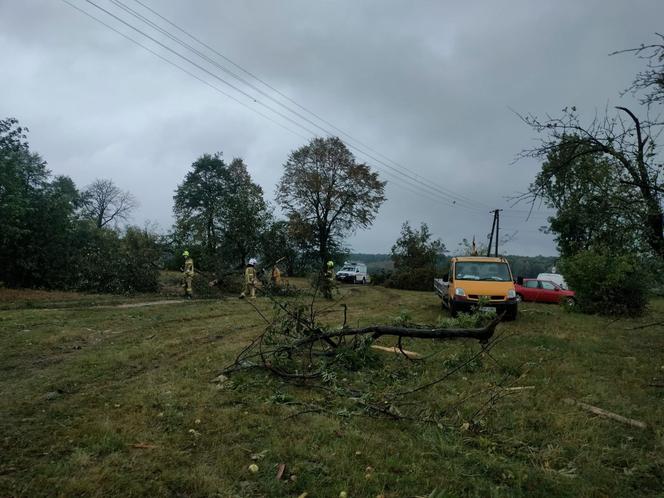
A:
[81, 179, 137, 228]
[612, 33, 664, 108]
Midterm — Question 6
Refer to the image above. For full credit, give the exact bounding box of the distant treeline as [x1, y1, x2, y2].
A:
[349, 253, 557, 279]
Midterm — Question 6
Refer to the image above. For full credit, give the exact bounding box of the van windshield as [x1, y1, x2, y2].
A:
[455, 262, 511, 282]
[341, 266, 355, 272]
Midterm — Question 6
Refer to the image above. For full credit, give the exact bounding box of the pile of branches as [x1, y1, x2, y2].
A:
[222, 293, 526, 425]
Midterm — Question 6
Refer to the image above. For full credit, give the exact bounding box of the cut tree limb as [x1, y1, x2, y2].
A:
[563, 398, 647, 429]
[371, 345, 422, 359]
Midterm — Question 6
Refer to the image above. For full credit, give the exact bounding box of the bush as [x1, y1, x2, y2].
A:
[559, 249, 650, 316]
[74, 224, 161, 294]
[369, 269, 392, 286]
[385, 266, 437, 291]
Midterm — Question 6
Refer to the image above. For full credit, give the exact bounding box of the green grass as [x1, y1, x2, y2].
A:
[0, 281, 663, 497]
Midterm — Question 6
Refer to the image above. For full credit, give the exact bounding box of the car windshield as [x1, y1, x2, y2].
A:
[455, 262, 511, 282]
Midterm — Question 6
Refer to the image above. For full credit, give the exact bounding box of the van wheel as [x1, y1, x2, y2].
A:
[516, 293, 523, 303]
[449, 301, 458, 318]
[506, 305, 518, 321]
[565, 296, 576, 307]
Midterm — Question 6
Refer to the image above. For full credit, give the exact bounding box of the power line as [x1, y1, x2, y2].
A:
[62, 0, 475, 209]
[62, 0, 550, 225]
[60, 0, 310, 140]
[67, 0, 488, 211]
[128, 0, 493, 211]
[107, 0, 492, 212]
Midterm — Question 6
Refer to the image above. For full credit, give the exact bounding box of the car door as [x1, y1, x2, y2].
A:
[539, 280, 559, 303]
[522, 279, 540, 301]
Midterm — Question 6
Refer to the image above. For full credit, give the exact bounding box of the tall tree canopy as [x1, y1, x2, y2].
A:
[173, 153, 269, 268]
[276, 137, 386, 266]
[527, 136, 640, 257]
[519, 107, 663, 258]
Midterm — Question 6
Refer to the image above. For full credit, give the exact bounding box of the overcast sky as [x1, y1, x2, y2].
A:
[2, 0, 662, 256]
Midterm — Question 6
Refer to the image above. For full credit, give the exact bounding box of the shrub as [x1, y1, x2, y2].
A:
[74, 224, 161, 294]
[559, 249, 650, 316]
[385, 266, 437, 291]
[370, 269, 392, 286]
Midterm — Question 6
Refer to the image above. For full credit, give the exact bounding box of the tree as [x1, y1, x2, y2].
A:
[173, 154, 226, 262]
[259, 220, 301, 276]
[387, 221, 445, 290]
[518, 34, 664, 259]
[526, 136, 641, 257]
[276, 137, 386, 267]
[173, 153, 269, 268]
[81, 178, 137, 229]
[0, 118, 81, 287]
[221, 158, 270, 267]
[613, 33, 664, 107]
[517, 106, 663, 259]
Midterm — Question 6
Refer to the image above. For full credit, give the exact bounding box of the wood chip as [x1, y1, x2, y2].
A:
[371, 345, 422, 359]
[276, 463, 286, 480]
[563, 398, 647, 429]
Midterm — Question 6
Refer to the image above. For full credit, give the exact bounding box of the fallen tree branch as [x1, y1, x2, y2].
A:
[293, 314, 502, 350]
[563, 398, 647, 429]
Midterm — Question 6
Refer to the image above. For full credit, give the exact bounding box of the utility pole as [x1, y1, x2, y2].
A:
[486, 212, 496, 257]
[495, 209, 501, 257]
[486, 209, 503, 257]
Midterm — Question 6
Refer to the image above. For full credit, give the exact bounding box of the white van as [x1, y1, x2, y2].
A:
[537, 272, 568, 289]
[335, 262, 370, 284]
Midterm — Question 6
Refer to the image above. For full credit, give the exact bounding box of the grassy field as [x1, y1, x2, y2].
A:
[1, 280, 663, 497]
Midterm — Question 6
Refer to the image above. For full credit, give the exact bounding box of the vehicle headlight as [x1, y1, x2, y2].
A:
[455, 287, 465, 296]
[507, 289, 516, 299]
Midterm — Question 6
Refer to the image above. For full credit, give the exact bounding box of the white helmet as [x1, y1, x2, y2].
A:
[248, 258, 257, 266]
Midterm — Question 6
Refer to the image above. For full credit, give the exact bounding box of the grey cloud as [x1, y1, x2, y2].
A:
[2, 0, 662, 255]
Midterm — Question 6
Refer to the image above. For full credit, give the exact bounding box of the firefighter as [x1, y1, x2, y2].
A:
[322, 260, 335, 299]
[271, 264, 282, 288]
[182, 250, 194, 299]
[240, 258, 258, 299]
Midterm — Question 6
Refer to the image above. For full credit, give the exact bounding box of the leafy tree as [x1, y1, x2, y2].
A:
[259, 220, 301, 276]
[0, 118, 81, 287]
[518, 106, 663, 258]
[526, 136, 640, 257]
[173, 154, 227, 263]
[173, 153, 269, 269]
[519, 35, 664, 259]
[386, 222, 445, 290]
[81, 178, 137, 228]
[221, 158, 270, 267]
[276, 137, 386, 267]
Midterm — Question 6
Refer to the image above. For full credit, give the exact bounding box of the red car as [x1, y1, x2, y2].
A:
[515, 278, 576, 306]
